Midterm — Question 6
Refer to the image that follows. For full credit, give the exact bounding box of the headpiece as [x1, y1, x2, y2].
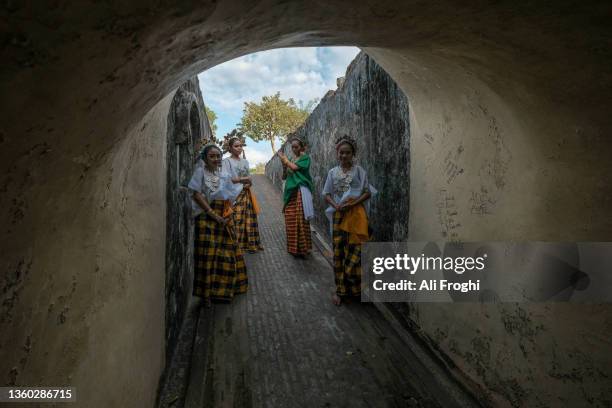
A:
[288, 133, 306, 147]
[334, 134, 357, 154]
[199, 141, 221, 161]
[221, 129, 247, 157]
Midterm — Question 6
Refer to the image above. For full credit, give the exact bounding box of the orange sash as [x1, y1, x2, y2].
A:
[338, 200, 370, 244]
[222, 200, 234, 218]
[221, 200, 237, 241]
[247, 187, 261, 214]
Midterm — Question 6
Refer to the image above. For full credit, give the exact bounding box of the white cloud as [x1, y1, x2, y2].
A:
[318, 47, 362, 80]
[222, 138, 275, 167]
[199, 46, 360, 113]
[198, 46, 361, 162]
[242, 148, 270, 167]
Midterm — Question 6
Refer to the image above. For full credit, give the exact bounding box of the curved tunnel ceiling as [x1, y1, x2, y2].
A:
[2, 1, 610, 151]
[1, 2, 611, 406]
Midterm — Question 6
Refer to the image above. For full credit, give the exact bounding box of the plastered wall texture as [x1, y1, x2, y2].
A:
[268, 48, 612, 406]
[164, 78, 212, 363]
[266, 52, 411, 242]
[0, 94, 171, 407]
[366, 47, 612, 407]
[1, 1, 611, 407]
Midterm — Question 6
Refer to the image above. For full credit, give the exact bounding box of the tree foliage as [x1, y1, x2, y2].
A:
[251, 162, 266, 174]
[238, 92, 316, 153]
[204, 106, 218, 137]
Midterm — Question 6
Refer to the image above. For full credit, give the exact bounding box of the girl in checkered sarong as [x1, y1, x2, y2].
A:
[322, 135, 377, 306]
[188, 143, 248, 304]
[221, 132, 264, 253]
[278, 135, 315, 258]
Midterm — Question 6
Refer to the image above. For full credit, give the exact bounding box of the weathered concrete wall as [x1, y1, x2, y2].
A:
[0, 95, 171, 407]
[1, 1, 611, 407]
[164, 78, 212, 363]
[266, 52, 410, 241]
[268, 47, 612, 407]
[0, 78, 211, 407]
[366, 47, 612, 407]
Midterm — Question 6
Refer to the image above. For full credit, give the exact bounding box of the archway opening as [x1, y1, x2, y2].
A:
[1, 3, 610, 408]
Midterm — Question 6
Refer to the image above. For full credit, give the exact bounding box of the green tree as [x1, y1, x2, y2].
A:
[251, 162, 266, 174]
[204, 106, 218, 137]
[238, 92, 314, 154]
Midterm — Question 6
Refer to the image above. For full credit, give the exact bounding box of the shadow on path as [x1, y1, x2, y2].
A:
[185, 175, 481, 408]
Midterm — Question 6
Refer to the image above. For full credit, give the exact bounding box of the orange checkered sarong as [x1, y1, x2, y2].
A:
[283, 189, 312, 255]
[232, 187, 264, 253]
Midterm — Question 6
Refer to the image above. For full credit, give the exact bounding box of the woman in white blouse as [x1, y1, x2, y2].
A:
[188, 142, 248, 304]
[221, 134, 263, 253]
[322, 135, 377, 306]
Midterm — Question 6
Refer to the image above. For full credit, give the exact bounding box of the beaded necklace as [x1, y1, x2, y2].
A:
[334, 165, 354, 194]
[203, 166, 221, 194]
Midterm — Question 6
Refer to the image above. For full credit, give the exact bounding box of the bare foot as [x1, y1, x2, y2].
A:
[332, 293, 342, 306]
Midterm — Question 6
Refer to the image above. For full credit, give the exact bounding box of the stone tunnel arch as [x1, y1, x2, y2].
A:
[1, 2, 611, 407]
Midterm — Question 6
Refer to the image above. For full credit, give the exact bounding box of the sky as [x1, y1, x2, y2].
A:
[197, 47, 360, 167]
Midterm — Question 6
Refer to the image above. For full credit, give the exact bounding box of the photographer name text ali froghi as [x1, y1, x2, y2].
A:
[372, 279, 480, 293]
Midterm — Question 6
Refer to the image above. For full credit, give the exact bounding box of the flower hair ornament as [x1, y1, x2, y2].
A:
[199, 141, 222, 160]
[334, 134, 358, 155]
[288, 133, 306, 148]
[222, 129, 247, 158]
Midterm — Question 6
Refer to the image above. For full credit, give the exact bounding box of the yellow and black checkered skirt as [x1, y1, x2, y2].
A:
[232, 187, 264, 253]
[332, 209, 370, 297]
[193, 199, 248, 301]
[284, 189, 312, 255]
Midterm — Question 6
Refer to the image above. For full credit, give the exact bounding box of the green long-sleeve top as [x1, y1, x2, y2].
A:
[283, 153, 314, 208]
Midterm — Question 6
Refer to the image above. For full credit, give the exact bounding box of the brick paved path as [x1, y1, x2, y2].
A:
[199, 175, 475, 408]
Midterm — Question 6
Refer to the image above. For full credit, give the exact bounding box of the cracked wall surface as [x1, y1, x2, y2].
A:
[367, 46, 612, 406]
[0, 92, 171, 407]
[1, 1, 611, 407]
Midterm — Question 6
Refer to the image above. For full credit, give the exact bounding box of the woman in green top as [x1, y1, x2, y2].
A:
[278, 135, 315, 257]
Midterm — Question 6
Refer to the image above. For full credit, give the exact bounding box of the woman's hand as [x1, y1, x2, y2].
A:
[324, 194, 341, 211]
[231, 176, 251, 185]
[278, 151, 299, 171]
[278, 152, 290, 167]
[210, 212, 228, 225]
[338, 200, 355, 212]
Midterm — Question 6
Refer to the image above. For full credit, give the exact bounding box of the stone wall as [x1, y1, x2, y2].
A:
[164, 78, 212, 363]
[266, 52, 411, 241]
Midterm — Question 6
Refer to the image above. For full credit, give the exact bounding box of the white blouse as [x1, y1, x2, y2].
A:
[187, 160, 233, 217]
[221, 157, 250, 202]
[322, 165, 374, 203]
[322, 164, 378, 235]
[222, 157, 250, 177]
